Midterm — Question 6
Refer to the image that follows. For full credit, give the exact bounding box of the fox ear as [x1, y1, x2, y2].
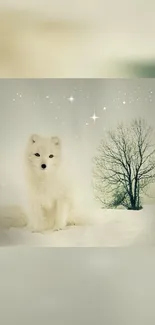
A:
[51, 136, 60, 146]
[30, 134, 39, 144]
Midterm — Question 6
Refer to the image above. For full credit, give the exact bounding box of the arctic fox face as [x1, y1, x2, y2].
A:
[26, 134, 61, 175]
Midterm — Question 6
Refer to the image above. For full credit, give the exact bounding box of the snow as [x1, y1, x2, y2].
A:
[1, 247, 155, 324]
[0, 206, 155, 324]
[0, 205, 155, 247]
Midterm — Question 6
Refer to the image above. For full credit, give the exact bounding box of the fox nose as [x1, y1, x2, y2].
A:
[41, 164, 46, 169]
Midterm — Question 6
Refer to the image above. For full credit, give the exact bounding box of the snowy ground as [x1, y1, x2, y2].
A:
[0, 205, 155, 247]
[1, 248, 155, 325]
[1, 207, 155, 324]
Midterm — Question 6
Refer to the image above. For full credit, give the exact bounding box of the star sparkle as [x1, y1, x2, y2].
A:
[68, 96, 75, 103]
[90, 112, 99, 123]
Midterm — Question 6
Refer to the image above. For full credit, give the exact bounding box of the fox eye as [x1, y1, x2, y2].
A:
[49, 154, 54, 158]
[34, 153, 40, 157]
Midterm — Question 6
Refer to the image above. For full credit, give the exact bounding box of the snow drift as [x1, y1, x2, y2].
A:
[0, 204, 154, 247]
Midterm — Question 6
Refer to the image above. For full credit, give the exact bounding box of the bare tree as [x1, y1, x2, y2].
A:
[93, 118, 155, 210]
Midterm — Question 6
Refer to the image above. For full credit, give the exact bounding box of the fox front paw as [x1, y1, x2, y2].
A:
[67, 220, 76, 226]
[53, 225, 66, 232]
[28, 221, 46, 234]
[31, 229, 44, 234]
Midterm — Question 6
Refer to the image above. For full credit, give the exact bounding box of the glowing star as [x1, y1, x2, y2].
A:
[46, 95, 49, 99]
[86, 122, 89, 126]
[103, 107, 107, 110]
[123, 101, 126, 105]
[90, 112, 99, 123]
[13, 98, 15, 102]
[19, 94, 22, 98]
[68, 96, 75, 103]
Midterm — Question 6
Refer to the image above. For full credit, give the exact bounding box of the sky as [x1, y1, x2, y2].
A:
[1, 4, 155, 78]
[0, 79, 155, 209]
[1, 0, 154, 31]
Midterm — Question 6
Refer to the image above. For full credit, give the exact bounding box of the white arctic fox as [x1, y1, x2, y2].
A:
[24, 134, 76, 232]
